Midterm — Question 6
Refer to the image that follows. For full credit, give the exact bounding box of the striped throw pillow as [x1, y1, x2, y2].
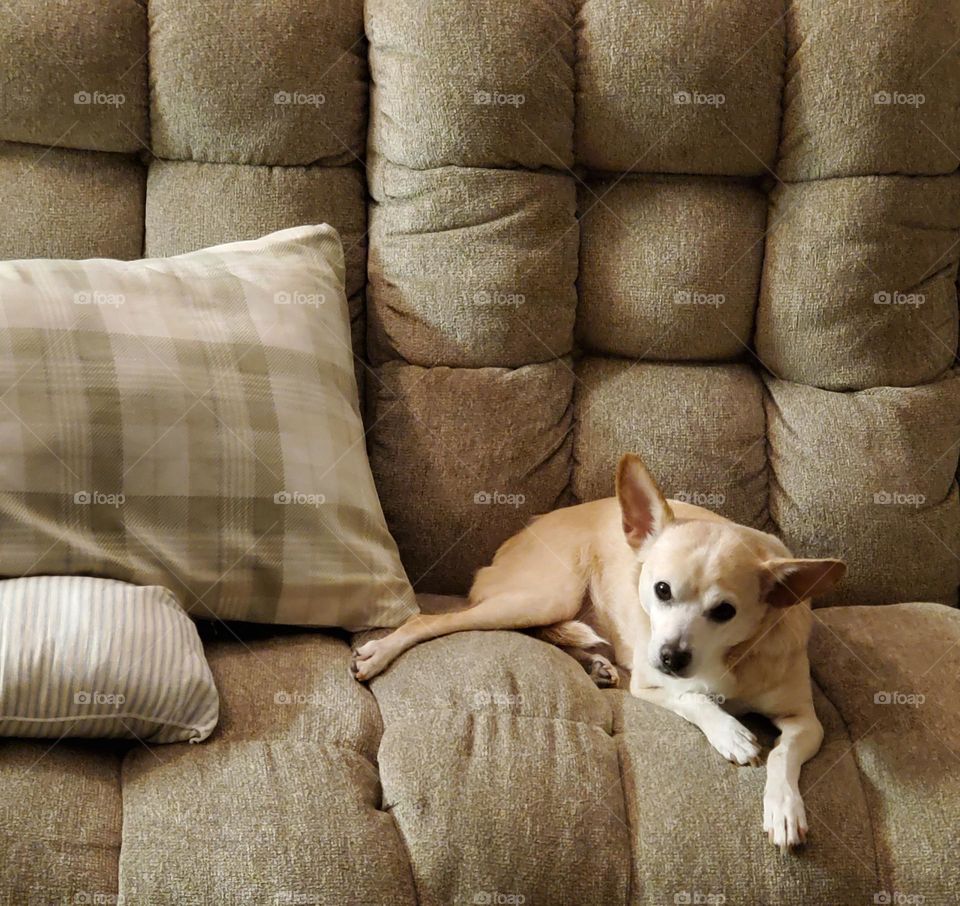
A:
[0, 576, 218, 742]
[0, 225, 416, 628]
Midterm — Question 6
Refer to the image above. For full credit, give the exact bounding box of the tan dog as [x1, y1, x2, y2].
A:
[352, 453, 845, 852]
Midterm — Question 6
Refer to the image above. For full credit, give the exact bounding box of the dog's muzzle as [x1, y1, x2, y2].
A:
[657, 644, 692, 676]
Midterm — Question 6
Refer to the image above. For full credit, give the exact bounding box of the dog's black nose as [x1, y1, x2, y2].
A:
[659, 645, 691, 674]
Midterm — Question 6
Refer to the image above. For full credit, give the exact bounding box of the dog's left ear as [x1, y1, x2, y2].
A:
[760, 558, 846, 607]
[616, 453, 674, 549]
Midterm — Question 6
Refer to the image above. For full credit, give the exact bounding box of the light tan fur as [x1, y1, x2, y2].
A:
[352, 453, 845, 853]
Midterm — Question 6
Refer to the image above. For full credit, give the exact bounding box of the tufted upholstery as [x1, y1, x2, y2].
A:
[366, 0, 960, 606]
[1, 0, 959, 903]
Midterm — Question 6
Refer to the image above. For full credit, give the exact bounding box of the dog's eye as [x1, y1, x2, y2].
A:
[708, 602, 736, 622]
[654, 581, 672, 601]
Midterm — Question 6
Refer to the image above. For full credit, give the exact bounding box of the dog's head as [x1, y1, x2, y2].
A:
[616, 453, 845, 680]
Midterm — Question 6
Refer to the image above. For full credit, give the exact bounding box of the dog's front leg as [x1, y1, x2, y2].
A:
[631, 683, 761, 766]
[763, 707, 823, 853]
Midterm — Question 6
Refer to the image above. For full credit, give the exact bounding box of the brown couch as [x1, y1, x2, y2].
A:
[1, 1, 959, 903]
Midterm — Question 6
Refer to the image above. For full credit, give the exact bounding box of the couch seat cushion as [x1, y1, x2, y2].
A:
[365, 598, 878, 905]
[811, 602, 960, 904]
[118, 627, 417, 905]
[3, 598, 957, 906]
[0, 741, 123, 905]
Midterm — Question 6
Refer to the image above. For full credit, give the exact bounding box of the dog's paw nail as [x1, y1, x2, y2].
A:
[764, 789, 808, 853]
[588, 656, 619, 689]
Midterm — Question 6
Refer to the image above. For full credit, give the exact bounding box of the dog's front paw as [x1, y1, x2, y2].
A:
[764, 785, 808, 854]
[350, 638, 394, 682]
[704, 716, 762, 766]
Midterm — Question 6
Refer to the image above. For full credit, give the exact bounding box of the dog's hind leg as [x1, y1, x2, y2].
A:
[352, 513, 589, 682]
[351, 590, 581, 681]
[531, 621, 620, 688]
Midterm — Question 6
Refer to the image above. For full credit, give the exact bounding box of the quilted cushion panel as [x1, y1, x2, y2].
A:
[575, 0, 784, 175]
[367, 630, 631, 906]
[367, 158, 577, 368]
[149, 0, 366, 165]
[779, 0, 960, 180]
[0, 0, 148, 153]
[367, 0, 575, 170]
[118, 631, 418, 905]
[573, 360, 768, 530]
[757, 175, 960, 390]
[765, 373, 960, 605]
[0, 144, 145, 260]
[0, 743, 123, 905]
[577, 175, 767, 361]
[368, 361, 574, 593]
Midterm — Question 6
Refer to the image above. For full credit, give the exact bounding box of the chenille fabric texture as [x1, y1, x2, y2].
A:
[0, 225, 416, 628]
[0, 576, 218, 742]
[0, 0, 959, 903]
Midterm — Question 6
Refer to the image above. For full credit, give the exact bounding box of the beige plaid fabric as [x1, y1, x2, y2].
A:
[0, 225, 416, 628]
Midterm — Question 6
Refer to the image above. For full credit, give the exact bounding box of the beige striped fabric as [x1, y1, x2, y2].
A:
[0, 224, 417, 628]
[0, 576, 218, 742]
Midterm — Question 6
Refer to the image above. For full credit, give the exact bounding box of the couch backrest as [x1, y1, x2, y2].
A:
[1, 0, 957, 606]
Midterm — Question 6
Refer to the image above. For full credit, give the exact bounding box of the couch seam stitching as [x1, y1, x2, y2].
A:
[369, 697, 423, 906]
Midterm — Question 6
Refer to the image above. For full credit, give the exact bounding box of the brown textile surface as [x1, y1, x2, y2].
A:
[1, 0, 958, 900]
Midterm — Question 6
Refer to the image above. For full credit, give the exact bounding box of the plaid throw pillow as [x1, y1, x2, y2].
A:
[0, 225, 417, 628]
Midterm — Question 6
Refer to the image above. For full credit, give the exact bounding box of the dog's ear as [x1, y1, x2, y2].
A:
[760, 558, 846, 607]
[616, 453, 674, 549]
